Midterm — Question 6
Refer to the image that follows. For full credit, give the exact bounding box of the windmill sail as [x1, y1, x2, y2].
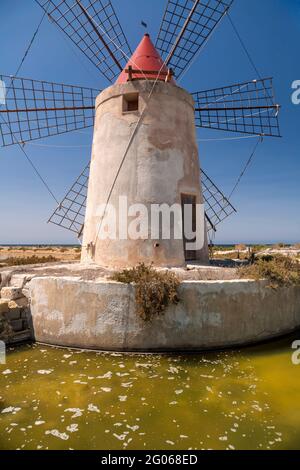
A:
[48, 163, 236, 236]
[48, 163, 90, 236]
[201, 169, 236, 232]
[36, 0, 132, 83]
[193, 78, 281, 137]
[156, 0, 233, 78]
[0, 75, 99, 147]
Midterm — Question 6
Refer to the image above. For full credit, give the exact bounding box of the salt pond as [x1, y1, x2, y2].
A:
[0, 334, 300, 450]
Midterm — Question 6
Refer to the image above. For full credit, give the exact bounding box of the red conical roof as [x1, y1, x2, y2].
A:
[117, 34, 175, 84]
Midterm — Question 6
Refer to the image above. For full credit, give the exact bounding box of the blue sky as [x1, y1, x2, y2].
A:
[0, 0, 299, 245]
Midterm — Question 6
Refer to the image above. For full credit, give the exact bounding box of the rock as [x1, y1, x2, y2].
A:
[20, 309, 30, 320]
[10, 274, 34, 289]
[6, 308, 21, 321]
[1, 287, 23, 301]
[21, 288, 30, 299]
[0, 299, 9, 315]
[8, 297, 29, 309]
[0, 271, 12, 289]
[10, 319, 24, 332]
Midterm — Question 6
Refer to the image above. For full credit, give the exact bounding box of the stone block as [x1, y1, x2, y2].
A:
[6, 308, 21, 321]
[10, 319, 24, 332]
[0, 299, 9, 315]
[8, 297, 29, 309]
[10, 274, 34, 289]
[1, 287, 23, 301]
[0, 271, 12, 289]
[22, 288, 30, 299]
[21, 310, 29, 320]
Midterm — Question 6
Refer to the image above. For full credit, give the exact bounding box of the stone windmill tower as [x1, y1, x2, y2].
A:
[1, 0, 281, 269]
[81, 34, 208, 268]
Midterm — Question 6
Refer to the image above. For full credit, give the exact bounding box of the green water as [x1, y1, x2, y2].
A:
[0, 335, 300, 450]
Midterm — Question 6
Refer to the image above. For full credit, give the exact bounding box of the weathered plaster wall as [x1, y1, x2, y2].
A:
[81, 80, 208, 268]
[30, 276, 300, 351]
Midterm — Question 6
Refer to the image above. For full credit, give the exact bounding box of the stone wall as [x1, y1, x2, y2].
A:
[0, 273, 33, 344]
[29, 276, 300, 352]
[1, 263, 299, 352]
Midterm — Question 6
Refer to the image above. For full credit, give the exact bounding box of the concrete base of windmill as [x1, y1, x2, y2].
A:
[28, 274, 300, 352]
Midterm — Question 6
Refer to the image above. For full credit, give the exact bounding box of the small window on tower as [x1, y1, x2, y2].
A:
[123, 93, 139, 113]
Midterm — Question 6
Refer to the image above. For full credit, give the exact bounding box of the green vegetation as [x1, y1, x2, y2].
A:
[239, 255, 300, 288]
[111, 263, 180, 321]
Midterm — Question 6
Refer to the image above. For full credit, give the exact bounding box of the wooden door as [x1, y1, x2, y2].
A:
[181, 193, 197, 261]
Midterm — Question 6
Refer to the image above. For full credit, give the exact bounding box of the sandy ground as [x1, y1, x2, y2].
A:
[213, 247, 300, 259]
[0, 259, 243, 282]
[0, 246, 81, 265]
[0, 245, 298, 281]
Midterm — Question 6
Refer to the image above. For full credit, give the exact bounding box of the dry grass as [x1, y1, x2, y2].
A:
[1, 255, 58, 267]
[111, 263, 180, 321]
[239, 255, 300, 288]
[213, 251, 249, 261]
[0, 246, 81, 264]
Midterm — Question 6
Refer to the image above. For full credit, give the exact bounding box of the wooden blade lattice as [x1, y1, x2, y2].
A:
[201, 169, 236, 231]
[48, 163, 90, 236]
[156, 0, 233, 78]
[0, 75, 99, 147]
[48, 163, 236, 236]
[36, 0, 132, 83]
[193, 78, 281, 137]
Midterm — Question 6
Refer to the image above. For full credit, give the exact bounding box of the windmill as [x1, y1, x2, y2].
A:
[0, 0, 281, 267]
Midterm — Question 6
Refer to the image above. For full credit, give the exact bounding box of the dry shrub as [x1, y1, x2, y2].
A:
[2, 255, 57, 267]
[111, 263, 180, 321]
[235, 244, 247, 251]
[239, 255, 300, 288]
[273, 242, 287, 249]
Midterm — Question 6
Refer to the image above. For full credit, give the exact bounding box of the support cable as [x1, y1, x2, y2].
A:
[228, 136, 263, 199]
[0, 115, 59, 204]
[198, 135, 259, 142]
[8, 3, 50, 91]
[227, 13, 262, 80]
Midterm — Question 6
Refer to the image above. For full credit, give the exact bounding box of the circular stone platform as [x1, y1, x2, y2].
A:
[25, 263, 300, 352]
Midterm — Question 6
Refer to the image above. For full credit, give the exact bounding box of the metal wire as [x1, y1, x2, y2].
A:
[155, 0, 233, 78]
[0, 113, 59, 204]
[228, 136, 263, 199]
[192, 78, 281, 137]
[227, 12, 262, 82]
[36, 0, 132, 83]
[0, 75, 99, 147]
[11, 3, 50, 87]
[0, 2, 59, 204]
